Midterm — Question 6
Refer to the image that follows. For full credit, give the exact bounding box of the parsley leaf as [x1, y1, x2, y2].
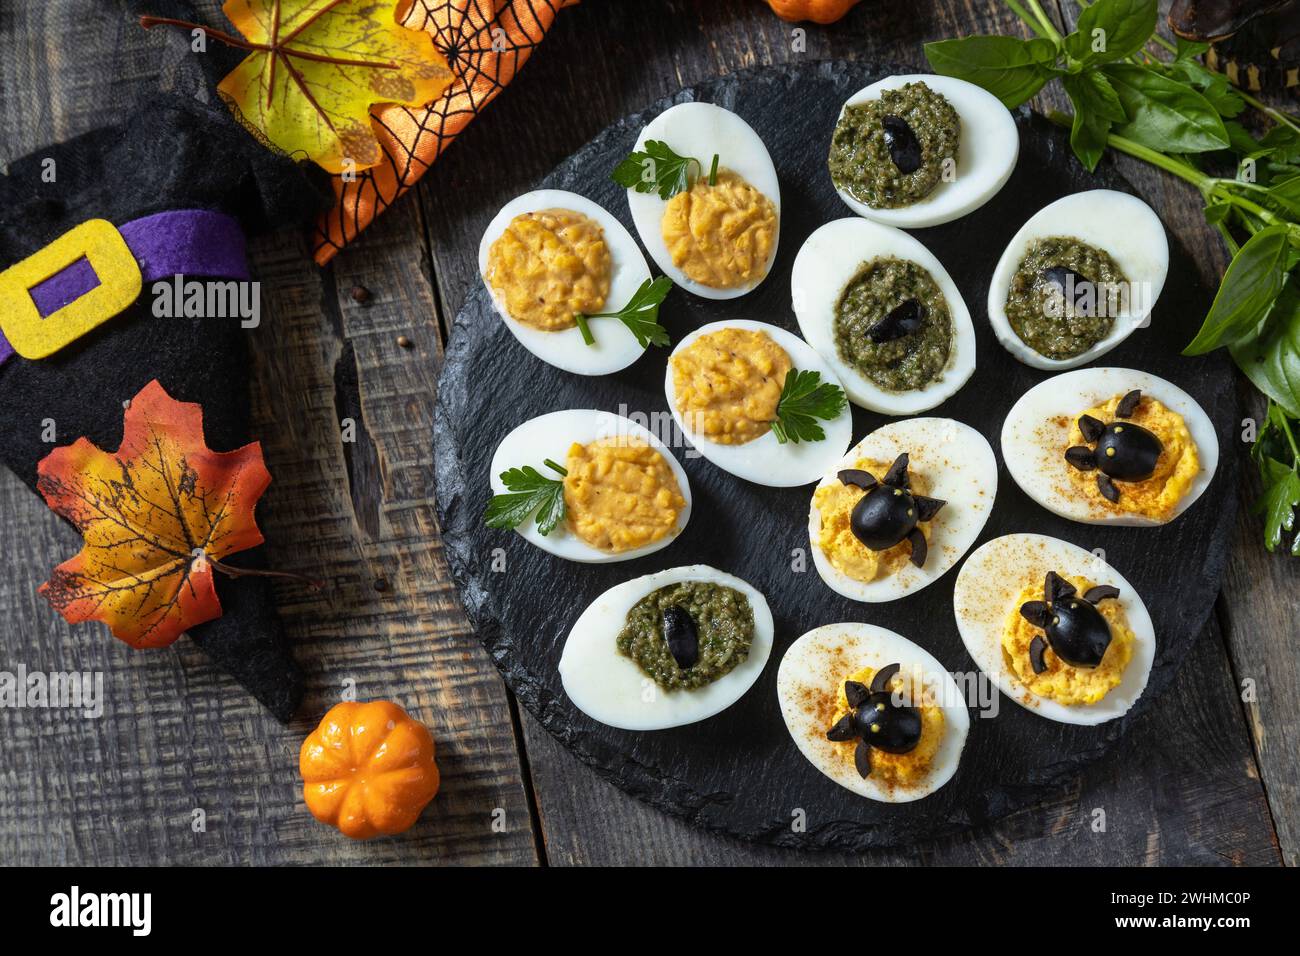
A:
[1252, 403, 1300, 555]
[484, 459, 568, 536]
[574, 276, 673, 349]
[771, 368, 847, 445]
[611, 140, 718, 199]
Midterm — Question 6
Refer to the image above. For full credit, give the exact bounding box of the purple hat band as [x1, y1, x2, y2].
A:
[0, 209, 249, 364]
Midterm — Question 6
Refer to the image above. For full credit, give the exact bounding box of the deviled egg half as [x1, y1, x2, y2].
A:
[777, 623, 969, 802]
[809, 417, 996, 602]
[954, 533, 1155, 725]
[792, 217, 975, 413]
[664, 319, 851, 486]
[560, 565, 773, 730]
[485, 409, 691, 563]
[828, 74, 1019, 228]
[988, 190, 1169, 369]
[1002, 367, 1218, 525]
[479, 189, 659, 375]
[618, 102, 780, 299]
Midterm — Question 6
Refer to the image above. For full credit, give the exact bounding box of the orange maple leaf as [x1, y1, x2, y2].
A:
[36, 380, 271, 649]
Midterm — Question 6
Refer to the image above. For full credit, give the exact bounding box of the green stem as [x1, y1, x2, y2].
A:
[1281, 410, 1300, 462]
[1025, 0, 1063, 44]
[574, 312, 595, 346]
[1004, 0, 1051, 38]
[1050, 111, 1216, 190]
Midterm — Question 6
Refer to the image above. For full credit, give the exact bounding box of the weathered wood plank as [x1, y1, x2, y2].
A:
[0, 0, 537, 864]
[421, 0, 1279, 863]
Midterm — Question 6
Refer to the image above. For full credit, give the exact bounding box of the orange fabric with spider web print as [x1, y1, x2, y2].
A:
[311, 0, 579, 265]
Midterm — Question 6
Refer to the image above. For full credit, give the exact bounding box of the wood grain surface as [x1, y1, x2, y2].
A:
[0, 0, 1291, 865]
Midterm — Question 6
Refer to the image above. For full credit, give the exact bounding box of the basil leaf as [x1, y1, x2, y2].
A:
[1230, 278, 1300, 418]
[924, 35, 1059, 108]
[1164, 58, 1245, 119]
[1064, 0, 1158, 67]
[1266, 175, 1300, 219]
[1104, 64, 1230, 153]
[1062, 72, 1124, 171]
[1186, 226, 1293, 354]
[1174, 37, 1210, 62]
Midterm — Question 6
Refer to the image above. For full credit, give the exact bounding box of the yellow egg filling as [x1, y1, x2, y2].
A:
[660, 169, 777, 289]
[670, 327, 792, 445]
[812, 458, 934, 583]
[485, 208, 611, 331]
[563, 438, 685, 553]
[1066, 392, 1199, 521]
[829, 665, 945, 791]
[1001, 574, 1135, 705]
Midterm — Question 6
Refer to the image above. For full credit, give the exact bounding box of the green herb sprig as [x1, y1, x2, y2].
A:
[484, 459, 568, 536]
[925, 0, 1300, 554]
[611, 140, 719, 199]
[573, 276, 673, 348]
[772, 369, 848, 445]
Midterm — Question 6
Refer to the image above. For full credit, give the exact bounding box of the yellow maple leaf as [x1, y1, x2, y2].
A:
[144, 0, 452, 173]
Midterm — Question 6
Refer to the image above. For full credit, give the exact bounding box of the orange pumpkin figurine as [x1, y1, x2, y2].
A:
[300, 700, 440, 840]
[765, 0, 862, 24]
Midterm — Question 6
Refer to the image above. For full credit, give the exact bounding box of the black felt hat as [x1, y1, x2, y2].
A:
[0, 0, 332, 721]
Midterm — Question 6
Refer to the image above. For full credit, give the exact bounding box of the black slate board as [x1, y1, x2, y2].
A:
[433, 61, 1239, 849]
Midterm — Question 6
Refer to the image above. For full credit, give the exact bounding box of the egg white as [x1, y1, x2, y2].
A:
[1001, 367, 1219, 526]
[809, 417, 997, 602]
[791, 217, 976, 413]
[479, 189, 653, 375]
[559, 565, 774, 731]
[831, 74, 1019, 228]
[953, 533, 1155, 725]
[987, 190, 1169, 370]
[488, 409, 692, 563]
[624, 102, 781, 300]
[777, 623, 969, 802]
[663, 320, 852, 487]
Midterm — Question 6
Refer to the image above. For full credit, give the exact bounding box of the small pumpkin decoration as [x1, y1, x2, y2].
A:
[765, 0, 862, 24]
[300, 700, 440, 840]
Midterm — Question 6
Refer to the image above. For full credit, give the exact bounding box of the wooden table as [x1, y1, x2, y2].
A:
[0, 0, 1293, 866]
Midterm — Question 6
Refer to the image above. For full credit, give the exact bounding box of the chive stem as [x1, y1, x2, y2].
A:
[708, 154, 719, 186]
[544, 458, 568, 477]
[574, 312, 595, 347]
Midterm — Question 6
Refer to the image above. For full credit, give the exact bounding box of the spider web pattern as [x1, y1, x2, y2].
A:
[311, 0, 577, 265]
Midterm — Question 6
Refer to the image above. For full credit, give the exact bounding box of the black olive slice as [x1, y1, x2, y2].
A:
[882, 452, 911, 489]
[838, 468, 878, 491]
[1045, 570, 1076, 602]
[1064, 445, 1097, 471]
[854, 739, 873, 778]
[1096, 422, 1163, 481]
[871, 662, 902, 695]
[1116, 389, 1143, 418]
[907, 527, 928, 567]
[1084, 584, 1121, 604]
[1045, 598, 1112, 667]
[881, 114, 923, 174]
[867, 298, 927, 343]
[1029, 636, 1049, 674]
[912, 494, 946, 522]
[844, 680, 870, 709]
[850, 485, 917, 550]
[826, 712, 857, 742]
[661, 605, 698, 670]
[1078, 414, 1105, 443]
[858, 691, 923, 754]
[1020, 600, 1051, 628]
[1041, 266, 1094, 311]
[1097, 473, 1120, 503]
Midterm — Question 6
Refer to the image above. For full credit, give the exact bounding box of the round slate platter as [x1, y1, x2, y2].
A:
[433, 61, 1238, 849]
